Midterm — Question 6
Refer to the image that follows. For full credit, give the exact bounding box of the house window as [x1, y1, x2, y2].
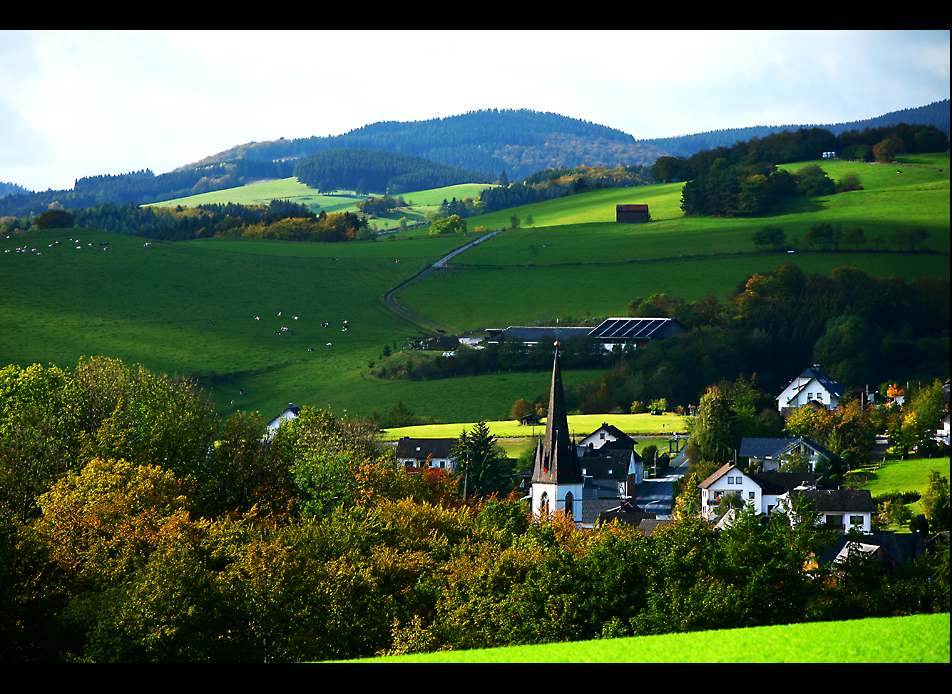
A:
[850, 515, 865, 526]
[749, 492, 755, 500]
[807, 392, 813, 400]
[539, 492, 549, 515]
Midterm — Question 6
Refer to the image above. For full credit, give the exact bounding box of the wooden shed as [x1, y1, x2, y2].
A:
[616, 204, 649, 223]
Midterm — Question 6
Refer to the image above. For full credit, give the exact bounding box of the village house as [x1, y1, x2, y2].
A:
[775, 488, 877, 533]
[265, 404, 300, 438]
[394, 437, 458, 470]
[698, 462, 817, 520]
[487, 317, 687, 352]
[739, 436, 837, 473]
[777, 364, 846, 412]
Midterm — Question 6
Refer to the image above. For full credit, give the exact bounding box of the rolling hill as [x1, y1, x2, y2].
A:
[2, 151, 947, 424]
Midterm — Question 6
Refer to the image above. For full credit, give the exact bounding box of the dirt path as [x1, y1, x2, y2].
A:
[380, 229, 504, 334]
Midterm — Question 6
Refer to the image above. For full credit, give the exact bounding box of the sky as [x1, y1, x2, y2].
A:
[1, 30, 948, 192]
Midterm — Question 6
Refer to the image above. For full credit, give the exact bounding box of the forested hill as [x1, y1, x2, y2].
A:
[639, 99, 950, 158]
[191, 109, 670, 182]
[292, 148, 495, 194]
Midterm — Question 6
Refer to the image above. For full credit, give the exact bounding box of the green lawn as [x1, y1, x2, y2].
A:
[341, 612, 949, 663]
[861, 457, 951, 520]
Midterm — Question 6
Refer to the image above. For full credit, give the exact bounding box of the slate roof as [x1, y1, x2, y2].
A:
[789, 488, 875, 513]
[740, 437, 836, 462]
[782, 364, 846, 399]
[748, 472, 818, 496]
[579, 423, 638, 451]
[394, 437, 458, 461]
[817, 533, 927, 568]
[698, 464, 816, 494]
[579, 448, 636, 480]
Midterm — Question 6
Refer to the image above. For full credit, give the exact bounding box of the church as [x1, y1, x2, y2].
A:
[529, 343, 644, 525]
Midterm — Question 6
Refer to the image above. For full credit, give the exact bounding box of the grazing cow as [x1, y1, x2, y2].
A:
[307, 348, 314, 352]
[326, 342, 332, 346]
[293, 316, 298, 320]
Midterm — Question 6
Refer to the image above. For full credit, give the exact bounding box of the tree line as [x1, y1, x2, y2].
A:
[478, 164, 655, 213]
[0, 159, 298, 219]
[534, 264, 948, 417]
[1, 199, 371, 243]
[651, 123, 949, 218]
[1, 356, 947, 662]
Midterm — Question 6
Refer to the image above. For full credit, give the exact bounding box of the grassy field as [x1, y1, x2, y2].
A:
[341, 612, 949, 663]
[2, 155, 947, 424]
[859, 457, 951, 526]
[382, 412, 689, 440]
[149, 178, 496, 232]
[399, 157, 949, 331]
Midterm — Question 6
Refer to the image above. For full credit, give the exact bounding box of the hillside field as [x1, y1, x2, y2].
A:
[149, 178, 496, 232]
[346, 612, 949, 663]
[2, 155, 947, 425]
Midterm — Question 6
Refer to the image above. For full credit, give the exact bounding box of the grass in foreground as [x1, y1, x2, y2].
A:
[344, 613, 949, 663]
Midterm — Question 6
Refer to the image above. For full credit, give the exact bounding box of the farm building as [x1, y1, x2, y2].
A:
[616, 204, 649, 223]
[486, 317, 686, 352]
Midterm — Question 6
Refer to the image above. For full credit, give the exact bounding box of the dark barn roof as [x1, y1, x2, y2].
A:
[588, 317, 687, 342]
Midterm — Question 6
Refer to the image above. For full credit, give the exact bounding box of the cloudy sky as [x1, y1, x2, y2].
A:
[1, 30, 948, 192]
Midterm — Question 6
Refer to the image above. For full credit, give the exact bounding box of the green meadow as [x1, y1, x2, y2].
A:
[150, 178, 495, 232]
[2, 155, 947, 425]
[348, 612, 949, 663]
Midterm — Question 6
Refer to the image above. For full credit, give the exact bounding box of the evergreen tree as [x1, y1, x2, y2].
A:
[453, 421, 514, 500]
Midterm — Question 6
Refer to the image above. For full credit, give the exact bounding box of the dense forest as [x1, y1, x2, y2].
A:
[566, 263, 949, 415]
[292, 148, 495, 195]
[197, 109, 669, 183]
[1, 357, 947, 662]
[640, 99, 950, 158]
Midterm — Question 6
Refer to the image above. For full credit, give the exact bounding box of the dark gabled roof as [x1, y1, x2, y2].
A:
[740, 438, 799, 459]
[748, 472, 818, 496]
[580, 423, 638, 450]
[493, 326, 591, 343]
[616, 204, 649, 211]
[394, 437, 458, 461]
[789, 488, 875, 513]
[579, 448, 635, 480]
[782, 364, 846, 399]
[817, 533, 927, 568]
[588, 317, 687, 341]
[740, 437, 836, 462]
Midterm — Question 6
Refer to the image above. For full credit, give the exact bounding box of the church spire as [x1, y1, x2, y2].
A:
[531, 343, 582, 485]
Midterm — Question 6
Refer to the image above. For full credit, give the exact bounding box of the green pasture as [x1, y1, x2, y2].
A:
[398, 157, 948, 332]
[3, 155, 947, 425]
[381, 412, 689, 441]
[149, 178, 496, 232]
[860, 457, 950, 519]
[346, 612, 949, 663]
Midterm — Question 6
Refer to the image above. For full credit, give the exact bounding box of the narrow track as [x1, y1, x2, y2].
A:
[380, 229, 504, 335]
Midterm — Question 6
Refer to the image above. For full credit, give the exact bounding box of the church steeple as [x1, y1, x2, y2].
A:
[532, 344, 583, 486]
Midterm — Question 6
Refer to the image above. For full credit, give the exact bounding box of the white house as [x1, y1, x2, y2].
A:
[577, 422, 638, 452]
[775, 488, 876, 533]
[394, 437, 458, 470]
[698, 463, 818, 520]
[266, 404, 300, 438]
[777, 364, 845, 411]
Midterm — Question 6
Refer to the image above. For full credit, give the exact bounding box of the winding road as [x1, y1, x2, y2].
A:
[381, 229, 505, 334]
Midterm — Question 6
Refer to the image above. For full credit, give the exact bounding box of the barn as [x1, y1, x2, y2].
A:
[616, 204, 649, 223]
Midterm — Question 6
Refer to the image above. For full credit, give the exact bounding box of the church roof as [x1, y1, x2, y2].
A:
[531, 346, 583, 485]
